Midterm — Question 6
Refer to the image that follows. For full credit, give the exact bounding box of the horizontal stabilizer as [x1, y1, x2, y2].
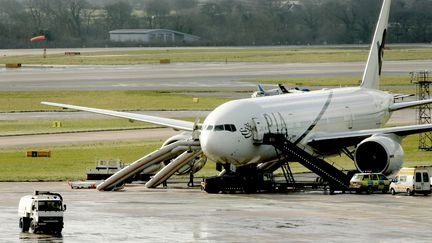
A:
[389, 99, 432, 112]
[41, 101, 195, 131]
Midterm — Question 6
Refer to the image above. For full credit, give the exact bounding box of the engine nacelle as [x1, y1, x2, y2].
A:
[162, 132, 207, 175]
[354, 135, 404, 175]
[161, 132, 194, 147]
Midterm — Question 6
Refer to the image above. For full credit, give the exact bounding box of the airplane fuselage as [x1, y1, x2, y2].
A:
[200, 87, 394, 166]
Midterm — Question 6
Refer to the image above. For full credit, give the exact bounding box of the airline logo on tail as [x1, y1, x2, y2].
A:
[378, 29, 386, 75]
[361, 0, 391, 90]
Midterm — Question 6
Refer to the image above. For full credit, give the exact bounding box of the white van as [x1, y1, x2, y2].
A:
[390, 167, 431, 196]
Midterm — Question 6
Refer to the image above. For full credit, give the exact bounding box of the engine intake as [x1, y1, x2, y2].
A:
[354, 135, 403, 175]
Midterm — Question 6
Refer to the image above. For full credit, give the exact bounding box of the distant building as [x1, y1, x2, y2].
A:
[109, 29, 200, 44]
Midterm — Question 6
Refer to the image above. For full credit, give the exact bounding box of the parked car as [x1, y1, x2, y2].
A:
[390, 167, 431, 196]
[349, 173, 390, 194]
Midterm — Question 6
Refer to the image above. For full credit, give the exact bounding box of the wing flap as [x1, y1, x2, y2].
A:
[41, 101, 195, 131]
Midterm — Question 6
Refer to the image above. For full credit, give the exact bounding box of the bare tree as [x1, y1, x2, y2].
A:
[105, 1, 133, 30]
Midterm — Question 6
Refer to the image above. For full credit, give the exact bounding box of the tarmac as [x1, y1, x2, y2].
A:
[0, 182, 431, 242]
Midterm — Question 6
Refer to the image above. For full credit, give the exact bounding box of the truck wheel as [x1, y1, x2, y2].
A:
[407, 188, 413, 196]
[19, 218, 24, 232]
[391, 188, 396, 195]
[28, 220, 36, 233]
[21, 217, 30, 232]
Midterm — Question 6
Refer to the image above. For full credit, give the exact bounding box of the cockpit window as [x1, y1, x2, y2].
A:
[214, 125, 224, 131]
[224, 124, 237, 132]
[207, 124, 237, 132]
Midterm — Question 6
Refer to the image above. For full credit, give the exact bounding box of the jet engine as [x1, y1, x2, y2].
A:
[161, 132, 207, 175]
[354, 135, 404, 175]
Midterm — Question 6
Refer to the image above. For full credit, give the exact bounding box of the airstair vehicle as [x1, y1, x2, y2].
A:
[262, 133, 351, 192]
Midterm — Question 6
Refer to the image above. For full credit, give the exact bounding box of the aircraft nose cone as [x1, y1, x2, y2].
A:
[201, 132, 228, 162]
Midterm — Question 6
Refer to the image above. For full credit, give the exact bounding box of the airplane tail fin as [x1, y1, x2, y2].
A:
[258, 84, 265, 94]
[360, 0, 391, 90]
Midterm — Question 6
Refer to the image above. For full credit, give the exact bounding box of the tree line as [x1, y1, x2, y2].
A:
[0, 0, 431, 48]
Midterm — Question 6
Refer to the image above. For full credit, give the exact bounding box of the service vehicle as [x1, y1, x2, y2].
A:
[18, 191, 66, 234]
[349, 173, 390, 193]
[390, 167, 431, 196]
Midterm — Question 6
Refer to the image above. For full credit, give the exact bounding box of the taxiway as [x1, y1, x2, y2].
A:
[0, 61, 429, 91]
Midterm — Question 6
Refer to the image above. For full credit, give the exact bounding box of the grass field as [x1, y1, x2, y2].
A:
[0, 134, 431, 181]
[1, 47, 432, 65]
[0, 118, 158, 136]
[0, 90, 230, 112]
[0, 140, 218, 181]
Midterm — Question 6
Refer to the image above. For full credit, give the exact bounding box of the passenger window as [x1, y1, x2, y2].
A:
[230, 124, 237, 132]
[400, 176, 406, 182]
[423, 173, 429, 183]
[214, 125, 224, 131]
[416, 173, 422, 183]
[206, 125, 214, 131]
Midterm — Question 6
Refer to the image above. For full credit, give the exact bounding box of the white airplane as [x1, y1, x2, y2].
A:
[250, 84, 308, 98]
[42, 0, 432, 191]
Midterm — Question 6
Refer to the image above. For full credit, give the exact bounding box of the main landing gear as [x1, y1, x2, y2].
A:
[202, 164, 274, 194]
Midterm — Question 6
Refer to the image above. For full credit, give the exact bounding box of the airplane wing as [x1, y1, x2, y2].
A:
[307, 124, 432, 151]
[41, 101, 195, 131]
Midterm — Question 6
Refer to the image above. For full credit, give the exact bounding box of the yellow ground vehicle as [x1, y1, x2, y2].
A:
[349, 173, 390, 193]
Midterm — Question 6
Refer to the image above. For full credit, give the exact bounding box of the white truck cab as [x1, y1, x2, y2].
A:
[390, 168, 431, 196]
[18, 191, 66, 234]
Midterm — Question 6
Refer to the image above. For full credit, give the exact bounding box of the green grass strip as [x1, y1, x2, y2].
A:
[0, 135, 430, 181]
[0, 90, 230, 112]
[1, 47, 432, 65]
